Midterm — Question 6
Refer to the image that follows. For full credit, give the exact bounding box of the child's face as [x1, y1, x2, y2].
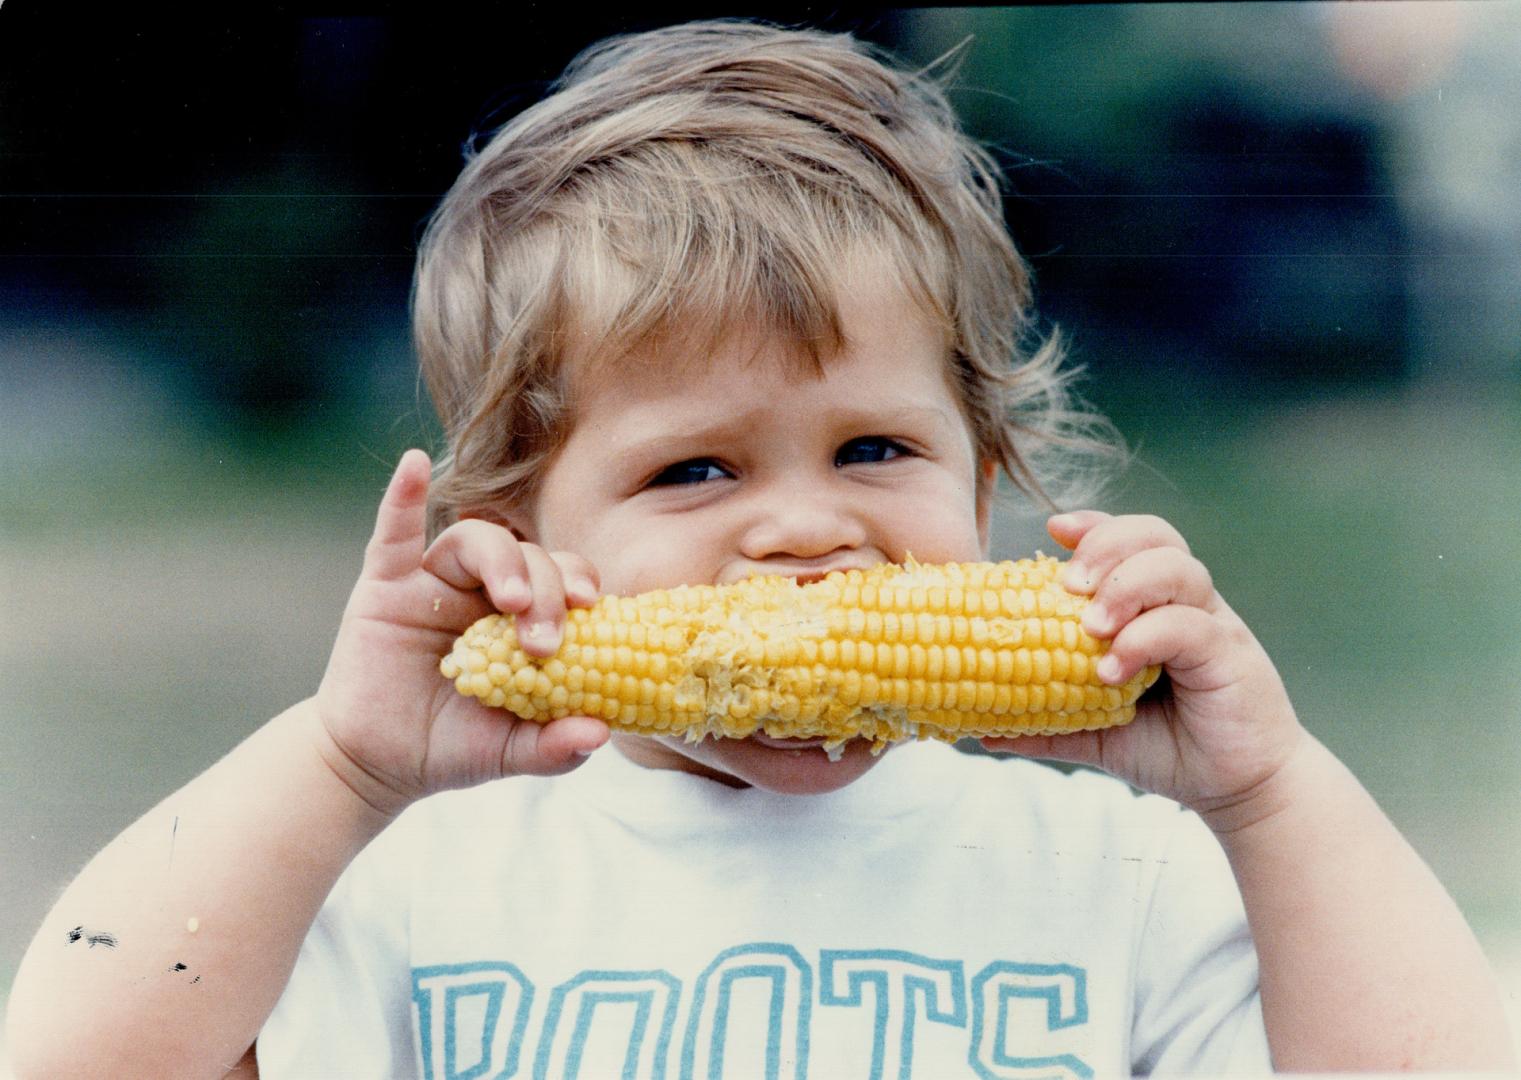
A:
[521, 277, 990, 794]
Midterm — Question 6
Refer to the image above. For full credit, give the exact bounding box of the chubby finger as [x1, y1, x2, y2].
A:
[422, 519, 534, 613]
[1059, 514, 1190, 595]
[550, 551, 601, 608]
[980, 729, 1116, 774]
[1080, 546, 1216, 639]
[1095, 604, 1226, 688]
[1045, 510, 1111, 552]
[515, 545, 572, 657]
[362, 450, 433, 580]
[500, 715, 610, 777]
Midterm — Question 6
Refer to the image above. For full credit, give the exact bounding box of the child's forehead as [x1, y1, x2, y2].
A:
[564, 260, 952, 397]
[576, 321, 818, 392]
[563, 282, 958, 429]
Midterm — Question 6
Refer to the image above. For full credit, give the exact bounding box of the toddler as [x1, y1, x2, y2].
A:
[7, 20, 1514, 1078]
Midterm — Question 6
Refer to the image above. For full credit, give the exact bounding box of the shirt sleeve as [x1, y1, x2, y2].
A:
[1129, 806, 1272, 1075]
[255, 814, 418, 1078]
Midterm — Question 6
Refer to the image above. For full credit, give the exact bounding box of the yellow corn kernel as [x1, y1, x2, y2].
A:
[439, 555, 1160, 750]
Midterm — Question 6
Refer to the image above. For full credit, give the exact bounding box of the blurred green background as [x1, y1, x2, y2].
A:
[3, 2, 1519, 1063]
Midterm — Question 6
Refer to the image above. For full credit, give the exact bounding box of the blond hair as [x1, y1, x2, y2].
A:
[414, 19, 1115, 536]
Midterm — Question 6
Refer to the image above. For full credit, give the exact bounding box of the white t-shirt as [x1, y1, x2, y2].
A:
[258, 740, 1269, 1078]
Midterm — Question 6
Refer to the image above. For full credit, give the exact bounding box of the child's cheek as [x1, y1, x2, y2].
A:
[592, 530, 715, 596]
[887, 504, 984, 565]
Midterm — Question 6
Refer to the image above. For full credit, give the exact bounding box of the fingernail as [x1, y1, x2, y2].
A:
[1096, 654, 1122, 683]
[497, 578, 530, 608]
[566, 576, 598, 604]
[1063, 563, 1090, 591]
[1082, 601, 1109, 635]
[519, 621, 556, 648]
[1049, 513, 1076, 530]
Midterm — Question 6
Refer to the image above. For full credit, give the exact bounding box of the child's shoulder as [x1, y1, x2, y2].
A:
[908, 740, 1195, 825]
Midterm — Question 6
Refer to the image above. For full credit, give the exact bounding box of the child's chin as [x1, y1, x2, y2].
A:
[704, 735, 888, 795]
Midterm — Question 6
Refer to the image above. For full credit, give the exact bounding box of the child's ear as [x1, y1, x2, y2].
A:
[975, 459, 996, 555]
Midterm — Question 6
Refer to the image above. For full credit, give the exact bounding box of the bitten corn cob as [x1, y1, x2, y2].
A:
[440, 556, 1159, 753]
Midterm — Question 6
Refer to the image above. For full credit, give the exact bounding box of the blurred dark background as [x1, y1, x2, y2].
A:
[10, 5, 1516, 430]
[3, 3, 1519, 1060]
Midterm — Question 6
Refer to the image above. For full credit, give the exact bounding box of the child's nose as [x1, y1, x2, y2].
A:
[738, 486, 868, 562]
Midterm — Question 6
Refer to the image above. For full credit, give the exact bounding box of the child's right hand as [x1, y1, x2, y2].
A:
[309, 449, 609, 817]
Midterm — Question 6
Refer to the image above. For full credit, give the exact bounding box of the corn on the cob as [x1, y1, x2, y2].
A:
[439, 555, 1159, 752]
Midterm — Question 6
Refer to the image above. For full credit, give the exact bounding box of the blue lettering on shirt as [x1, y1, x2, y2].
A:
[536, 970, 681, 1080]
[969, 962, 1091, 1080]
[411, 946, 1090, 1079]
[819, 949, 966, 1080]
[412, 960, 533, 1080]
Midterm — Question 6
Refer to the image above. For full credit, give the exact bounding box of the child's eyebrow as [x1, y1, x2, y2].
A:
[610, 403, 958, 456]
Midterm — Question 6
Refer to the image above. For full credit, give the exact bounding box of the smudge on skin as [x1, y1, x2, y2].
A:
[65, 926, 118, 948]
[66, 927, 119, 949]
[170, 962, 188, 972]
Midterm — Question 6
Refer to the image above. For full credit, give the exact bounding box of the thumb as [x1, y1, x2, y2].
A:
[499, 715, 611, 778]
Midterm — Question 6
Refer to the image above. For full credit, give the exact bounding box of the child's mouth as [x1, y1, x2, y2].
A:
[750, 733, 828, 751]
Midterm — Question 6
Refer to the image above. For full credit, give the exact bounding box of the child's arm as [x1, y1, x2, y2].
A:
[986, 511, 1516, 1071]
[4, 451, 608, 1080]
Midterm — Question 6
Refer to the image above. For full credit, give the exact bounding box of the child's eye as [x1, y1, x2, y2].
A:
[835, 437, 909, 466]
[647, 458, 731, 486]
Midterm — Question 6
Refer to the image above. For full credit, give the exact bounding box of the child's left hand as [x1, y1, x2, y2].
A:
[982, 511, 1307, 828]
